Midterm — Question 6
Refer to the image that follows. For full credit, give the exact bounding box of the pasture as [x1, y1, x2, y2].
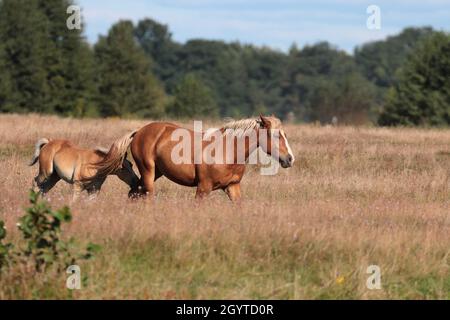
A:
[0, 114, 449, 299]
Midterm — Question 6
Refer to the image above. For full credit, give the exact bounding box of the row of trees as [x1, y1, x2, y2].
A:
[0, 0, 449, 125]
[378, 32, 450, 126]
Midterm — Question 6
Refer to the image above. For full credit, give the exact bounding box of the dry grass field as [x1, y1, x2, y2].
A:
[0, 113, 449, 299]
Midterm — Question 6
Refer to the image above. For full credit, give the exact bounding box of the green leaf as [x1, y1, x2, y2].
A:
[0, 221, 6, 240]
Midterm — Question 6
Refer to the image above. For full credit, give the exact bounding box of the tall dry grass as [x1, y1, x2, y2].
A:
[0, 113, 449, 299]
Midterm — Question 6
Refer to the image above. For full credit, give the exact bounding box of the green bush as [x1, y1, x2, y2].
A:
[0, 190, 99, 274]
[0, 220, 12, 270]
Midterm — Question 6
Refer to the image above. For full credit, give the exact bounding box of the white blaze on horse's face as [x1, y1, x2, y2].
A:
[280, 129, 294, 164]
[259, 127, 294, 169]
[278, 129, 295, 168]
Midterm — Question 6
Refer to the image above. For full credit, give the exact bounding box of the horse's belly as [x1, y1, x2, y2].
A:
[155, 158, 197, 187]
[54, 162, 75, 183]
[212, 164, 245, 189]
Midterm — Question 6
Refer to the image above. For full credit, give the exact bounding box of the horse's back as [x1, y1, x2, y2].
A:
[41, 140, 100, 182]
[131, 122, 185, 157]
[38, 139, 71, 163]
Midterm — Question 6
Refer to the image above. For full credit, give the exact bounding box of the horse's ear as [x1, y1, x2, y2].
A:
[259, 114, 270, 128]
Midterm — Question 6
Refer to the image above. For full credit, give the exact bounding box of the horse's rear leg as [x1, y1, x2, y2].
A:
[36, 173, 60, 195]
[35, 147, 54, 186]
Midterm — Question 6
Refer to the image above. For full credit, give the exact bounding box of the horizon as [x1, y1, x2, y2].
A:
[78, 0, 450, 53]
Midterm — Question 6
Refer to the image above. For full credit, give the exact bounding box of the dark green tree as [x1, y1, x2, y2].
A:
[37, 0, 97, 116]
[281, 42, 376, 124]
[214, 44, 250, 117]
[355, 27, 436, 102]
[378, 32, 450, 126]
[168, 73, 218, 118]
[0, 0, 49, 113]
[95, 20, 165, 118]
[134, 18, 182, 88]
[134, 19, 289, 118]
[0, 42, 13, 111]
[0, 0, 96, 116]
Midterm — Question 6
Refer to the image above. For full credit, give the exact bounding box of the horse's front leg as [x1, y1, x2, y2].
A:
[195, 181, 212, 200]
[224, 183, 241, 203]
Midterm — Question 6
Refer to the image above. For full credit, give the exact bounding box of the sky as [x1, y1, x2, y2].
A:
[77, 0, 450, 53]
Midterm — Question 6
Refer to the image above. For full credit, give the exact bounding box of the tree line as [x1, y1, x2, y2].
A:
[0, 0, 449, 125]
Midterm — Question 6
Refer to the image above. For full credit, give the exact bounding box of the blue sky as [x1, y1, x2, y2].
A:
[77, 0, 450, 53]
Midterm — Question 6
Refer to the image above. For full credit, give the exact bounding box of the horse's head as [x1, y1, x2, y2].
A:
[114, 153, 140, 191]
[258, 115, 295, 168]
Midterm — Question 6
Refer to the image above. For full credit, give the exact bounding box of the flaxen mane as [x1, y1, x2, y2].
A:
[222, 118, 261, 132]
[205, 118, 262, 139]
[215, 116, 282, 137]
[204, 116, 283, 139]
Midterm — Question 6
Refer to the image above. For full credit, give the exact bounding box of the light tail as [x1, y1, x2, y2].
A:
[91, 129, 138, 178]
[29, 138, 49, 166]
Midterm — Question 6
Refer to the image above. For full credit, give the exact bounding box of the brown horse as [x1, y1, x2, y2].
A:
[29, 131, 139, 200]
[91, 115, 294, 202]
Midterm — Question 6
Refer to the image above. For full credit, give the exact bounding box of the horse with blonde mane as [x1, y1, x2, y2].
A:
[90, 115, 295, 202]
[29, 131, 139, 200]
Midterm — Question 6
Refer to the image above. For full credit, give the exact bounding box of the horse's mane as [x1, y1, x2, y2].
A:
[222, 118, 261, 132]
[204, 118, 262, 139]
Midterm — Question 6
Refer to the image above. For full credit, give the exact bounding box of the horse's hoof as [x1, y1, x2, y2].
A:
[128, 191, 141, 200]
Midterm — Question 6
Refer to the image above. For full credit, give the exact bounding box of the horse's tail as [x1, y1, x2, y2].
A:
[29, 138, 49, 166]
[91, 129, 138, 178]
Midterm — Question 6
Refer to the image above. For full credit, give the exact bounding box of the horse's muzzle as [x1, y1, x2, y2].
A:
[280, 154, 294, 168]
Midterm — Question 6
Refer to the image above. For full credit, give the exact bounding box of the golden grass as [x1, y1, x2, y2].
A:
[0, 113, 449, 299]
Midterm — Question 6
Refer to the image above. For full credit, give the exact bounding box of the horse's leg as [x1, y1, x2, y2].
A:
[34, 166, 52, 187]
[86, 178, 105, 199]
[72, 183, 83, 202]
[88, 190, 100, 200]
[224, 183, 241, 203]
[195, 181, 212, 200]
[32, 177, 39, 192]
[141, 163, 156, 199]
[130, 167, 162, 199]
[86, 185, 101, 200]
[35, 146, 54, 186]
[154, 167, 162, 181]
[37, 173, 60, 195]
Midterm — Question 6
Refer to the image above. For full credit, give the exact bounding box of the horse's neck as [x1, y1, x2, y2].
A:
[232, 128, 260, 162]
[207, 127, 260, 163]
